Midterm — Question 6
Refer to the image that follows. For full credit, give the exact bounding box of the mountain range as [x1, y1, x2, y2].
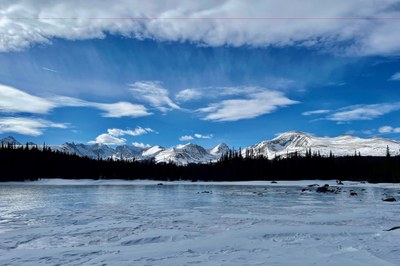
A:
[1, 132, 399, 165]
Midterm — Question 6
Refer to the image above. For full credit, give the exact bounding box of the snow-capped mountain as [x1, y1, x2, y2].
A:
[155, 143, 216, 165]
[0, 136, 21, 146]
[209, 143, 230, 156]
[142, 146, 164, 158]
[243, 131, 400, 159]
[54, 142, 114, 159]
[112, 145, 146, 160]
[51, 142, 222, 165]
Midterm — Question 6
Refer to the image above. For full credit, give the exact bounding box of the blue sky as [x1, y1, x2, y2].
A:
[1, 0, 400, 148]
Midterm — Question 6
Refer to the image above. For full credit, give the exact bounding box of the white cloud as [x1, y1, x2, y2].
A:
[52, 96, 151, 118]
[198, 90, 298, 121]
[132, 142, 151, 149]
[107, 127, 154, 137]
[327, 103, 400, 122]
[0, 85, 151, 118]
[175, 83, 295, 103]
[179, 135, 194, 141]
[96, 102, 151, 118]
[0, 84, 55, 114]
[90, 127, 155, 145]
[346, 129, 375, 135]
[179, 133, 213, 141]
[0, 117, 67, 136]
[1, 1, 400, 56]
[378, 126, 400, 134]
[175, 89, 203, 102]
[389, 72, 400, 81]
[194, 133, 213, 139]
[302, 109, 330, 116]
[130, 81, 179, 112]
[88, 134, 126, 145]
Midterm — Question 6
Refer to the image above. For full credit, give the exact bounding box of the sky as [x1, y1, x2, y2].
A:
[1, 0, 400, 148]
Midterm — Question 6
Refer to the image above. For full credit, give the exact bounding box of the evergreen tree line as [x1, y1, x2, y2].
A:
[0, 144, 399, 183]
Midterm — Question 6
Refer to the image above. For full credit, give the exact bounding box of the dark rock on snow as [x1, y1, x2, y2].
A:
[382, 197, 396, 202]
[385, 226, 400, 231]
[316, 184, 330, 193]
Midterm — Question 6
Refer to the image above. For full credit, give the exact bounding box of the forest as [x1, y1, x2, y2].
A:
[1, 144, 399, 183]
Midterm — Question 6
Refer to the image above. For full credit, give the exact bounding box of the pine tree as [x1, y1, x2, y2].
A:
[386, 145, 391, 158]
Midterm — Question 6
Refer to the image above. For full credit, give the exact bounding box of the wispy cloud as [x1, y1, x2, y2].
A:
[194, 133, 213, 139]
[96, 102, 151, 118]
[389, 72, 400, 81]
[345, 129, 375, 135]
[107, 127, 154, 137]
[51, 96, 152, 118]
[302, 109, 330, 116]
[179, 133, 213, 141]
[378, 126, 400, 134]
[198, 90, 298, 122]
[41, 67, 58, 73]
[0, 117, 67, 136]
[130, 81, 179, 112]
[175, 82, 295, 103]
[327, 103, 400, 122]
[0, 84, 151, 118]
[175, 89, 203, 102]
[0, 84, 55, 114]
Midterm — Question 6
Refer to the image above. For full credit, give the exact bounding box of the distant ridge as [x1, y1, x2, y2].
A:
[2, 131, 400, 164]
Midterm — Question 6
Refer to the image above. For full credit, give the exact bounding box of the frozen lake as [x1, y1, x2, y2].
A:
[0, 180, 399, 265]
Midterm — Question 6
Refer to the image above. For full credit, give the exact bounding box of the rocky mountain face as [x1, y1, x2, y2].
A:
[2, 131, 400, 164]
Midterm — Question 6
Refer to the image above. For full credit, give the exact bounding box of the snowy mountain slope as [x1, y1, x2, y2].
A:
[54, 142, 114, 159]
[112, 145, 146, 161]
[243, 131, 400, 159]
[142, 146, 164, 158]
[155, 143, 216, 165]
[209, 143, 230, 156]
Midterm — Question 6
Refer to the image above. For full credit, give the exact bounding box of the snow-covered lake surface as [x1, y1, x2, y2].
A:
[0, 179, 399, 265]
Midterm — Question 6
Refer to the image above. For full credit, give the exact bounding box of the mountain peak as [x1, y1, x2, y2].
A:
[210, 143, 230, 155]
[274, 131, 310, 139]
[0, 136, 21, 145]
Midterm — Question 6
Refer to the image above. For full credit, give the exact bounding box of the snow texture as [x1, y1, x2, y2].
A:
[0, 180, 399, 265]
